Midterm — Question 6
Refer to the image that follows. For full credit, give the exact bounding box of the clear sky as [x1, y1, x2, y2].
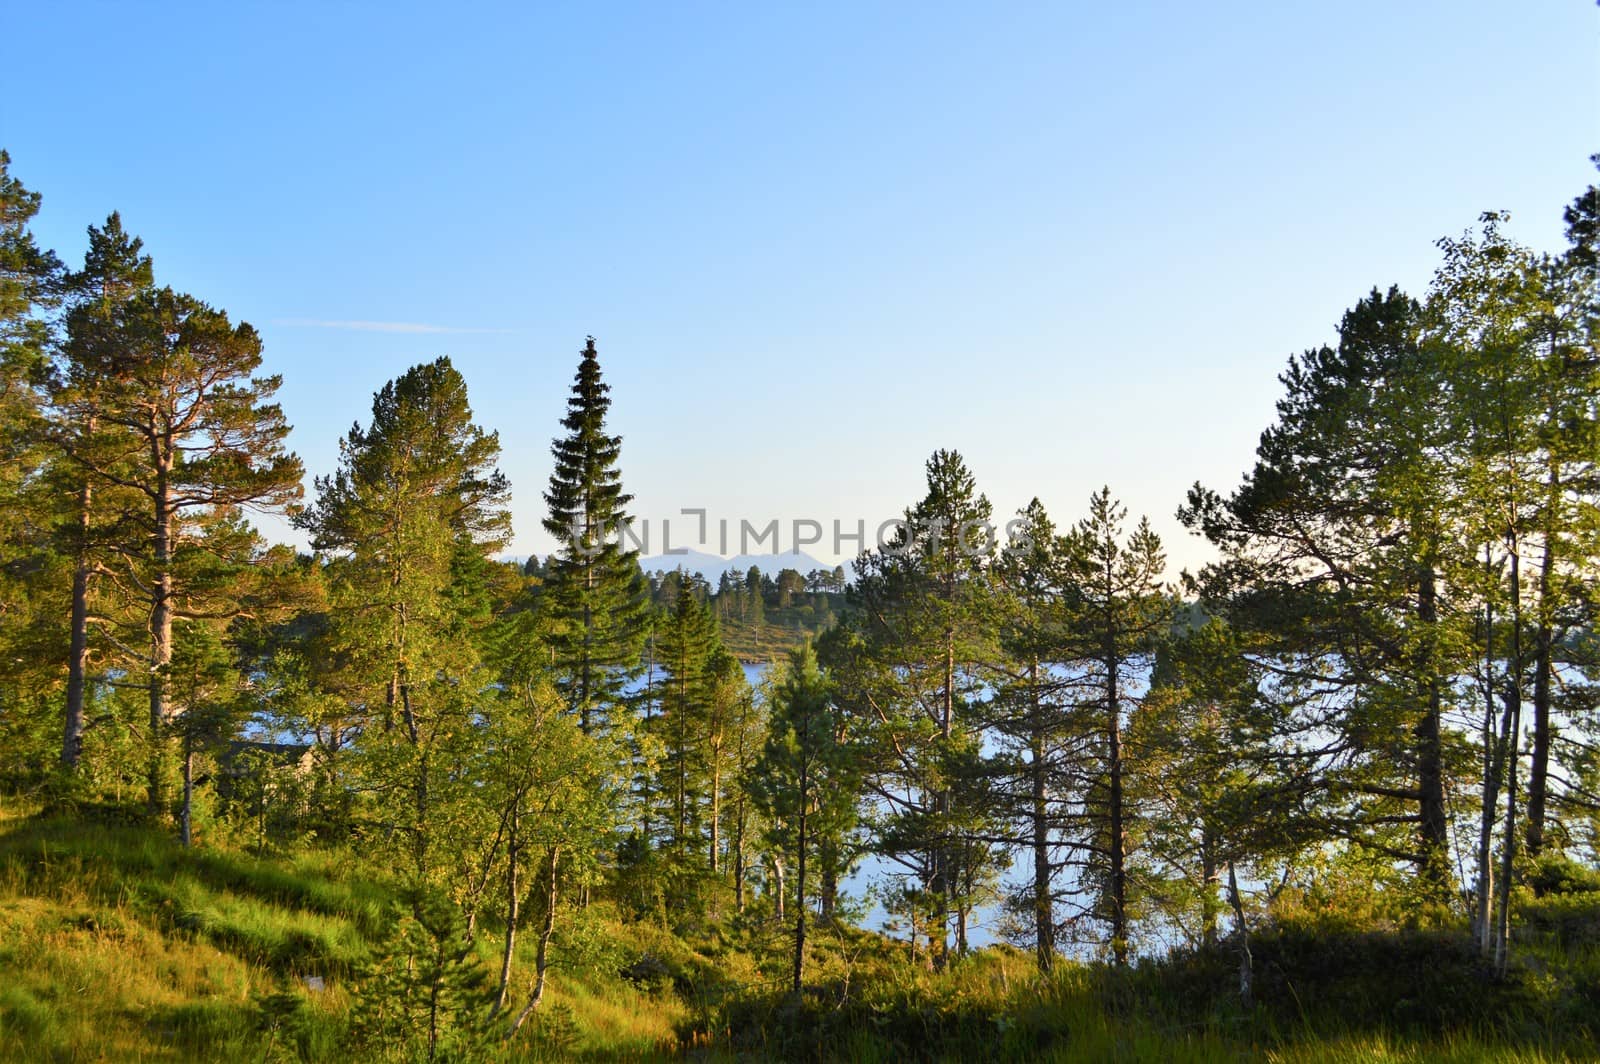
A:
[6, 2, 1595, 575]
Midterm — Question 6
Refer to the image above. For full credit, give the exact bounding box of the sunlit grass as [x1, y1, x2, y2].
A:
[0, 801, 1591, 1062]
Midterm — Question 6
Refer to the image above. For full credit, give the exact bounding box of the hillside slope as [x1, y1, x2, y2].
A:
[0, 803, 1595, 1062]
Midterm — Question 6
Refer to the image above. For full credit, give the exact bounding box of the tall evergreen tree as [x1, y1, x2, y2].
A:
[541, 337, 648, 734]
[1130, 616, 1313, 952]
[1061, 488, 1169, 965]
[0, 151, 65, 787]
[0, 149, 59, 504]
[296, 357, 510, 884]
[834, 449, 1002, 965]
[652, 585, 721, 856]
[57, 278, 303, 818]
[990, 498, 1076, 971]
[1181, 287, 1469, 893]
[51, 214, 155, 771]
[751, 643, 859, 994]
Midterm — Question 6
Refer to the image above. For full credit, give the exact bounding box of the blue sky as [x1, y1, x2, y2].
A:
[6, 2, 1595, 574]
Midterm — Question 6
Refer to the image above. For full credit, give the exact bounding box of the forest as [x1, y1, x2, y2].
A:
[0, 148, 1596, 1063]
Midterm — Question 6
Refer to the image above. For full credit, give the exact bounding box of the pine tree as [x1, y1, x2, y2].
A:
[1181, 288, 1469, 894]
[1130, 616, 1310, 952]
[1062, 488, 1169, 965]
[834, 449, 1002, 965]
[744, 566, 766, 626]
[751, 643, 859, 994]
[541, 337, 648, 735]
[55, 276, 303, 819]
[51, 214, 155, 772]
[990, 497, 1075, 971]
[0, 151, 65, 785]
[296, 357, 509, 885]
[0, 149, 60, 506]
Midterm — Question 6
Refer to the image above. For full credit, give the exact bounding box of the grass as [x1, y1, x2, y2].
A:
[0, 798, 1592, 1061]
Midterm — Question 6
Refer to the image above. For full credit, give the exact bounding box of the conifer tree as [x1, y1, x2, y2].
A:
[836, 449, 1002, 965]
[1130, 616, 1312, 951]
[751, 643, 859, 994]
[541, 338, 648, 734]
[703, 648, 749, 873]
[1181, 288, 1469, 893]
[653, 585, 721, 855]
[56, 276, 303, 817]
[297, 357, 509, 883]
[51, 214, 155, 771]
[990, 497, 1075, 970]
[0, 151, 65, 782]
[1061, 488, 1169, 965]
[0, 149, 59, 511]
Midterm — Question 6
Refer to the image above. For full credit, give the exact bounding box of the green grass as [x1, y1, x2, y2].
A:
[0, 799, 1592, 1061]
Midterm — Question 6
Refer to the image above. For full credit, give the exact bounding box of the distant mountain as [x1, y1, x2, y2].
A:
[638, 549, 839, 583]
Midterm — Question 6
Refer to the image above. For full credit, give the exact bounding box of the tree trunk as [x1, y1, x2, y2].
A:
[938, 633, 955, 967]
[180, 739, 194, 847]
[710, 754, 721, 873]
[62, 471, 94, 772]
[793, 764, 808, 995]
[1107, 647, 1127, 967]
[494, 805, 520, 1013]
[1029, 663, 1054, 971]
[1526, 528, 1556, 859]
[412, 746, 430, 889]
[1475, 545, 1500, 956]
[734, 791, 747, 912]
[580, 591, 593, 736]
[426, 949, 442, 1063]
[820, 841, 838, 923]
[1415, 565, 1449, 888]
[1200, 830, 1219, 949]
[147, 461, 173, 817]
[508, 846, 559, 1036]
[1227, 861, 1252, 1008]
[1494, 544, 1525, 977]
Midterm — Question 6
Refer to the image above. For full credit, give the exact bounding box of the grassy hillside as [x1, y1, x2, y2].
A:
[0, 802, 1594, 1062]
[0, 803, 686, 1061]
[718, 616, 822, 663]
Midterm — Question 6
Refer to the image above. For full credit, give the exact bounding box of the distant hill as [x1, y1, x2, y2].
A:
[637, 549, 840, 583]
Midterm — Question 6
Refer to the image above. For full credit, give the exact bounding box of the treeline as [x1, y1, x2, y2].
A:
[647, 565, 845, 656]
[0, 146, 1596, 1055]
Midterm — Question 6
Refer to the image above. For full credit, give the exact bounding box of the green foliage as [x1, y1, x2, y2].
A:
[1, 147, 1598, 1062]
[349, 891, 493, 1061]
[750, 642, 862, 988]
[836, 449, 1005, 964]
[541, 337, 649, 735]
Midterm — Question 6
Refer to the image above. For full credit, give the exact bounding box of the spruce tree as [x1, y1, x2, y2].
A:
[653, 585, 720, 856]
[541, 338, 648, 734]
